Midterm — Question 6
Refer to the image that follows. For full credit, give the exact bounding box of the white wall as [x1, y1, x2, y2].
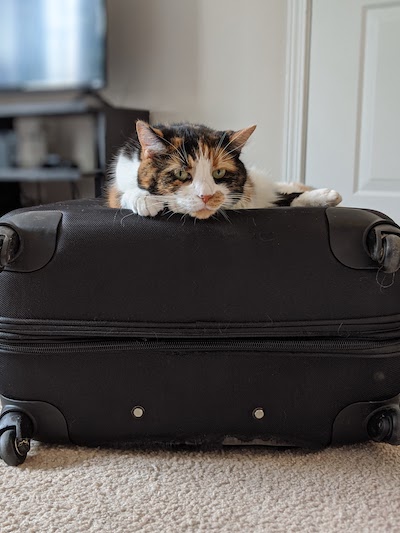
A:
[0, 0, 289, 205]
[103, 0, 288, 178]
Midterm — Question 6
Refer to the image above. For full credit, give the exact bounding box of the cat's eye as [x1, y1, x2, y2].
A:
[174, 169, 190, 180]
[212, 168, 226, 179]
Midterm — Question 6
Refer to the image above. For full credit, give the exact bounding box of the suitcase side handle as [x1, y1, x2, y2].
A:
[365, 223, 400, 274]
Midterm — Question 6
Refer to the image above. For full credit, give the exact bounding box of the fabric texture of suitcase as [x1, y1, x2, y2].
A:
[0, 198, 400, 465]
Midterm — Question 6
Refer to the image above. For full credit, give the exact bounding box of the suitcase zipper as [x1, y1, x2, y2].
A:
[0, 338, 398, 355]
[2, 316, 400, 341]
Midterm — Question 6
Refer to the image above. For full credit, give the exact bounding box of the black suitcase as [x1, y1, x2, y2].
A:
[0, 198, 400, 465]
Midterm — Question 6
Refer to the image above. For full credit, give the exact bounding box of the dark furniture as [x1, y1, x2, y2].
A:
[0, 95, 149, 212]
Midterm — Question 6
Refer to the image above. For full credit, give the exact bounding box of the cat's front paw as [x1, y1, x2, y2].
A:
[120, 190, 164, 217]
[294, 188, 342, 207]
[313, 188, 342, 207]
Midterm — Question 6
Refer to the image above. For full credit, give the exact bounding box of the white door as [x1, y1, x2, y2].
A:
[305, 0, 400, 223]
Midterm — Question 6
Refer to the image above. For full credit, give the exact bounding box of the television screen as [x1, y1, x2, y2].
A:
[0, 0, 106, 92]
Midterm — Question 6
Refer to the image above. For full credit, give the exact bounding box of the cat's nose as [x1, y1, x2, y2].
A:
[199, 194, 213, 204]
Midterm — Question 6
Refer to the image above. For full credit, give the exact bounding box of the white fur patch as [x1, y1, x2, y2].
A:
[192, 154, 215, 197]
[246, 168, 279, 208]
[115, 153, 141, 192]
[115, 152, 165, 216]
[120, 189, 163, 216]
[291, 188, 342, 207]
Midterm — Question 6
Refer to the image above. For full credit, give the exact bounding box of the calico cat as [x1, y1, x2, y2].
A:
[107, 121, 342, 219]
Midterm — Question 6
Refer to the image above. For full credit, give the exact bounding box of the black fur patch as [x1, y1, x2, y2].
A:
[121, 137, 140, 159]
[274, 192, 303, 206]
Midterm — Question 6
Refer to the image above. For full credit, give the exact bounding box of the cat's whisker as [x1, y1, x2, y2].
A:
[219, 209, 232, 223]
[180, 140, 189, 165]
[227, 198, 245, 205]
[149, 201, 168, 207]
[167, 153, 187, 169]
[215, 131, 227, 154]
[216, 133, 251, 162]
[180, 213, 189, 225]
[215, 144, 235, 163]
[223, 140, 250, 158]
[219, 129, 244, 153]
[153, 131, 187, 164]
[229, 192, 252, 200]
[169, 142, 187, 164]
[229, 210, 244, 216]
[113, 208, 124, 224]
[120, 211, 136, 225]
[215, 129, 252, 163]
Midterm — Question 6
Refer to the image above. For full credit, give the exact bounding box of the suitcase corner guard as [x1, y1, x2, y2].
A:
[0, 395, 70, 465]
[326, 207, 400, 273]
[331, 393, 400, 446]
[0, 210, 62, 273]
[0, 226, 19, 271]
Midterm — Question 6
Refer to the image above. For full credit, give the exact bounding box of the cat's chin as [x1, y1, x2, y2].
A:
[190, 208, 216, 220]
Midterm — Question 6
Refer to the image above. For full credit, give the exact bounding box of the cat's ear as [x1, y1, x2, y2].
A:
[136, 120, 166, 158]
[228, 125, 257, 152]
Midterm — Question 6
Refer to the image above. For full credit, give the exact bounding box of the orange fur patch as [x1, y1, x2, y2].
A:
[171, 136, 184, 148]
[193, 208, 214, 219]
[288, 182, 313, 192]
[152, 127, 164, 138]
[138, 159, 156, 189]
[212, 148, 238, 173]
[207, 190, 225, 208]
[107, 185, 121, 208]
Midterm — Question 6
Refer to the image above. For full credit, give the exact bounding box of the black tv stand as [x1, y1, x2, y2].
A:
[0, 94, 148, 202]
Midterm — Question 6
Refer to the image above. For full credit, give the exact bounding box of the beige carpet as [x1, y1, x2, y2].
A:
[1, 441, 400, 532]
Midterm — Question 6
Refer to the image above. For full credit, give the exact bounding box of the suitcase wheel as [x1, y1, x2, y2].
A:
[367, 226, 400, 274]
[367, 407, 400, 445]
[382, 234, 400, 274]
[0, 411, 33, 466]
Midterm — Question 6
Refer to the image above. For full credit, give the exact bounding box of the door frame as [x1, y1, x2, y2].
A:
[282, 0, 312, 183]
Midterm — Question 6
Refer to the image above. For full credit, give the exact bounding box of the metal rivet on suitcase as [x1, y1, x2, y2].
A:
[131, 406, 145, 419]
[252, 408, 265, 420]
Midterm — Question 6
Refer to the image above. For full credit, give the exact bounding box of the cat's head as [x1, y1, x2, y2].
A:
[135, 121, 256, 219]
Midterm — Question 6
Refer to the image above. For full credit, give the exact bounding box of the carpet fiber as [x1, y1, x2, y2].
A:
[1, 441, 400, 532]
